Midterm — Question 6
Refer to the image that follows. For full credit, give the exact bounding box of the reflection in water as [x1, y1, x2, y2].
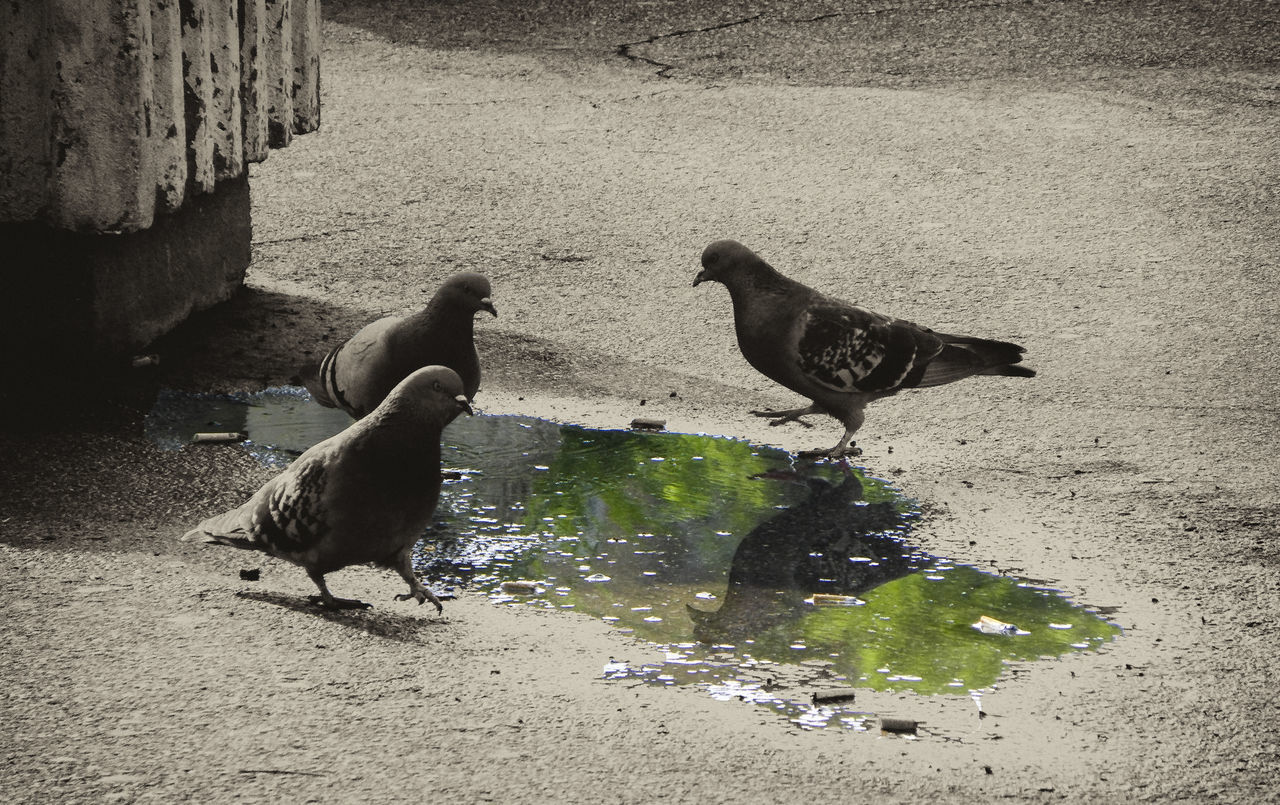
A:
[147, 387, 1121, 730]
[688, 469, 924, 645]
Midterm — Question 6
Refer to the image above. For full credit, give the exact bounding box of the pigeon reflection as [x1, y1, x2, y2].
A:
[688, 466, 924, 644]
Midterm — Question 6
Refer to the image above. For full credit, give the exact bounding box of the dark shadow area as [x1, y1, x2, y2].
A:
[0, 176, 251, 432]
[322, 0, 1279, 96]
[322, 0, 673, 53]
[149, 284, 371, 395]
[234, 589, 445, 642]
[0, 287, 355, 542]
[0, 283, 360, 434]
[0, 423, 271, 550]
[147, 281, 608, 414]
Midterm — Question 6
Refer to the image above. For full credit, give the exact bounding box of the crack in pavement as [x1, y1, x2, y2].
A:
[614, 1, 1052, 77]
[615, 14, 763, 78]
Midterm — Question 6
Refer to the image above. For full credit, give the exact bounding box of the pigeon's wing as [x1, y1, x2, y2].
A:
[252, 457, 331, 555]
[341, 316, 399, 360]
[313, 316, 403, 417]
[795, 303, 944, 394]
[185, 451, 332, 558]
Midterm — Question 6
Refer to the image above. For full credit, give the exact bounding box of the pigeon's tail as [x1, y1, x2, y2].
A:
[914, 335, 1035, 387]
[182, 505, 259, 548]
[183, 528, 259, 551]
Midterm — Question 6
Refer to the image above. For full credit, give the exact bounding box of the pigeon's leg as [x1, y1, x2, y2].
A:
[391, 551, 444, 614]
[825, 410, 866, 458]
[798, 410, 865, 459]
[305, 569, 372, 610]
[749, 404, 818, 428]
[825, 432, 862, 458]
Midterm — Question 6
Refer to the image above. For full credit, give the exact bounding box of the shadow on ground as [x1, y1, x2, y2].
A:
[151, 286, 367, 394]
[235, 590, 447, 642]
[323, 0, 1280, 100]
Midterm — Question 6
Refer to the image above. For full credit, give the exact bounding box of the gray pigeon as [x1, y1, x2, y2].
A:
[185, 365, 473, 611]
[694, 239, 1035, 456]
[303, 272, 496, 418]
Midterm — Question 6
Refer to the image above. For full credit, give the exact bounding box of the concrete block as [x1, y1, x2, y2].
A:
[0, 0, 321, 231]
[0, 173, 250, 378]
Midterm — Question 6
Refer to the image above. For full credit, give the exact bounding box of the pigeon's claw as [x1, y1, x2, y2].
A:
[306, 571, 374, 610]
[796, 443, 863, 461]
[749, 406, 817, 428]
[395, 587, 444, 614]
[391, 552, 445, 614]
[774, 415, 813, 429]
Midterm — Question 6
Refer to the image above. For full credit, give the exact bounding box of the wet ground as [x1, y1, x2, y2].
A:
[2, 1, 1278, 802]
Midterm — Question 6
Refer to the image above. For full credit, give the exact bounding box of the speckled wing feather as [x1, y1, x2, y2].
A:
[250, 459, 330, 555]
[186, 447, 332, 558]
[796, 304, 943, 394]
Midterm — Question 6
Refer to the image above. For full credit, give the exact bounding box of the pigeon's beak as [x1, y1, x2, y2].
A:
[693, 269, 708, 287]
[455, 394, 473, 416]
[479, 298, 497, 317]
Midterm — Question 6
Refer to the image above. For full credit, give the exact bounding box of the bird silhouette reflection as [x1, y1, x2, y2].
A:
[688, 466, 924, 644]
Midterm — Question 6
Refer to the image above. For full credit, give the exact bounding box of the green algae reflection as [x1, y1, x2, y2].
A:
[427, 415, 1121, 700]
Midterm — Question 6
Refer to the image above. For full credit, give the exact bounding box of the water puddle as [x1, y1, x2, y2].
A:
[148, 387, 1121, 731]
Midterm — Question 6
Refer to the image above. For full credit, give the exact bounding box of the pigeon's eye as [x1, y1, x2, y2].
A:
[432, 381, 442, 392]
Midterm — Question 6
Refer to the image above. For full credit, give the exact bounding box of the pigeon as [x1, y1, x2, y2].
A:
[303, 272, 496, 418]
[693, 239, 1035, 456]
[184, 365, 473, 611]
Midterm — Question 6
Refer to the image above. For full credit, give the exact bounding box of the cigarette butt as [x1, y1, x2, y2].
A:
[810, 688, 857, 705]
[629, 417, 666, 431]
[806, 593, 864, 607]
[975, 615, 1017, 634]
[880, 717, 918, 734]
[130, 354, 159, 368]
[192, 432, 247, 443]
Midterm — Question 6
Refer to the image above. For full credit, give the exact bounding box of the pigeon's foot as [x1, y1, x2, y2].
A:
[750, 406, 816, 428]
[307, 570, 372, 610]
[390, 553, 445, 614]
[395, 585, 444, 615]
[797, 443, 862, 460]
[307, 594, 373, 610]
